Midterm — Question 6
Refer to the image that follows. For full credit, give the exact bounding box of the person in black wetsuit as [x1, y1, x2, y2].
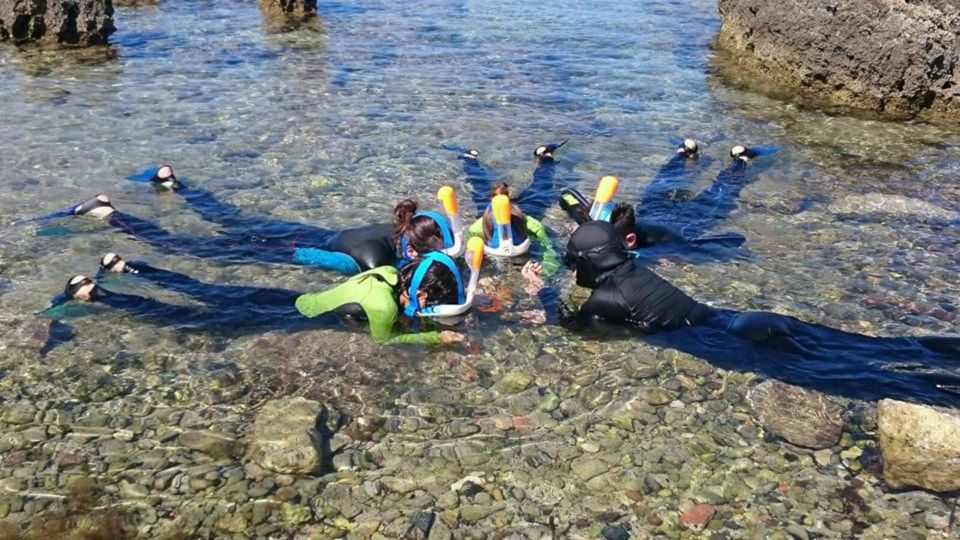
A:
[61, 186, 451, 274]
[457, 142, 565, 221]
[44, 253, 466, 345]
[521, 221, 960, 406]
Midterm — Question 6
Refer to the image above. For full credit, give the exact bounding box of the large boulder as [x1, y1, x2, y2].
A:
[715, 0, 960, 121]
[0, 0, 115, 45]
[747, 380, 844, 449]
[877, 399, 960, 492]
[258, 0, 317, 21]
[248, 397, 326, 474]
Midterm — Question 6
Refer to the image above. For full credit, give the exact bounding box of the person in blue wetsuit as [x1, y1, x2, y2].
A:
[55, 185, 452, 274]
[43, 252, 467, 345]
[521, 221, 960, 406]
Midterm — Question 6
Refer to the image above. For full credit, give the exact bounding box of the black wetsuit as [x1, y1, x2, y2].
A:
[103, 187, 397, 271]
[552, 221, 960, 407]
[460, 155, 557, 221]
[46, 261, 341, 334]
[638, 158, 753, 239]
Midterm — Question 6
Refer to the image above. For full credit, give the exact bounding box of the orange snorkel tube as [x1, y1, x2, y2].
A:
[589, 175, 619, 222]
[437, 186, 465, 258]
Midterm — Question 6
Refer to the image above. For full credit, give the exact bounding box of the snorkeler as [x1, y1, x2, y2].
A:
[465, 182, 560, 270]
[457, 142, 565, 221]
[49, 251, 471, 345]
[521, 221, 960, 406]
[42, 186, 458, 275]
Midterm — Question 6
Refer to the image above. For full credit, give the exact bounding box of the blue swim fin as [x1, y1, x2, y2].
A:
[294, 248, 362, 275]
[13, 205, 80, 225]
[749, 146, 780, 157]
[126, 167, 161, 182]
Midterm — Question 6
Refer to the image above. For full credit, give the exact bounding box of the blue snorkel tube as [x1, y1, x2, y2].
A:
[403, 239, 483, 319]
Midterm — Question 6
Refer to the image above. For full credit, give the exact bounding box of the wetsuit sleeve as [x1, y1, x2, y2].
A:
[467, 217, 484, 239]
[524, 216, 560, 277]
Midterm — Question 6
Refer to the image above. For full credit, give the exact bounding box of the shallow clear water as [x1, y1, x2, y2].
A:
[1, 0, 959, 537]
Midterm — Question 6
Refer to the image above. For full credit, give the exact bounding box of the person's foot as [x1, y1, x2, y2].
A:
[64, 275, 96, 301]
[534, 140, 566, 162]
[150, 164, 183, 190]
[677, 138, 699, 158]
[73, 195, 115, 218]
[459, 149, 480, 161]
[99, 253, 127, 273]
[730, 145, 757, 161]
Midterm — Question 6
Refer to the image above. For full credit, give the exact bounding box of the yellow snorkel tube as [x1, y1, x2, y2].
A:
[437, 186, 465, 258]
[484, 194, 531, 256]
[589, 175, 619, 222]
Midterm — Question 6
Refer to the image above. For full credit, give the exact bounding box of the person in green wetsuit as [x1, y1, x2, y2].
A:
[466, 182, 560, 274]
[45, 252, 467, 346]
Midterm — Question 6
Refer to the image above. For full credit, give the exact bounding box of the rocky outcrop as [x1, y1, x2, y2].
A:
[0, 0, 115, 45]
[877, 399, 960, 492]
[258, 0, 316, 21]
[828, 193, 960, 222]
[715, 0, 960, 120]
[747, 381, 844, 449]
[247, 397, 326, 474]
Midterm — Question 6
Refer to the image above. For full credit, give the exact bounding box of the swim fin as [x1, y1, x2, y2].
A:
[559, 187, 591, 225]
[126, 167, 161, 182]
[689, 232, 746, 248]
[294, 248, 362, 275]
[13, 204, 84, 225]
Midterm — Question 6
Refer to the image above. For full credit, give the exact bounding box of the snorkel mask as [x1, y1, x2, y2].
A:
[588, 176, 619, 222]
[398, 187, 466, 261]
[404, 237, 484, 318]
[483, 194, 531, 257]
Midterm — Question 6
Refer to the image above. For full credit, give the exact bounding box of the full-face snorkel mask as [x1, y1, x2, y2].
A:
[404, 237, 484, 318]
[398, 187, 466, 261]
[588, 176, 619, 222]
[484, 194, 531, 257]
[563, 221, 630, 289]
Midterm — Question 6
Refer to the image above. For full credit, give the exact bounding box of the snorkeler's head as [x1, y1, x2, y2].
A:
[64, 275, 97, 301]
[563, 221, 630, 288]
[610, 202, 638, 249]
[481, 182, 528, 244]
[150, 164, 182, 190]
[394, 199, 446, 258]
[397, 255, 462, 314]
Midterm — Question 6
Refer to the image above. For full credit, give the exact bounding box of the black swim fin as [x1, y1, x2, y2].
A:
[689, 232, 746, 248]
[559, 187, 591, 225]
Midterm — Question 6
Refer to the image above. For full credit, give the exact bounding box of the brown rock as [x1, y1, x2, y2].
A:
[680, 504, 715, 532]
[878, 399, 960, 492]
[714, 0, 960, 121]
[747, 381, 843, 449]
[0, 0, 115, 45]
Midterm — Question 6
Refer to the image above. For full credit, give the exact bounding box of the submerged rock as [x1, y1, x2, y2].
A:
[828, 193, 959, 222]
[0, 0, 115, 45]
[877, 399, 960, 492]
[715, 0, 960, 121]
[248, 397, 325, 474]
[747, 381, 843, 449]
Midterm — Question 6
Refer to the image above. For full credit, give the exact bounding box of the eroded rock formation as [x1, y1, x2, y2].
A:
[0, 0, 115, 45]
[258, 0, 317, 21]
[715, 0, 960, 120]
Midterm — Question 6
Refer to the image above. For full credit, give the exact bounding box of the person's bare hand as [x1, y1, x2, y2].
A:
[516, 309, 546, 324]
[439, 330, 466, 345]
[521, 261, 544, 294]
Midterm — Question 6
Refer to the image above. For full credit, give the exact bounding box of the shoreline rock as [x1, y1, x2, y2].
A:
[0, 0, 115, 46]
[877, 399, 960, 492]
[747, 381, 843, 449]
[714, 0, 960, 121]
[248, 397, 326, 474]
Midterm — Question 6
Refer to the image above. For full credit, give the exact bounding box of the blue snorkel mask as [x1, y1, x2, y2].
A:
[404, 237, 484, 318]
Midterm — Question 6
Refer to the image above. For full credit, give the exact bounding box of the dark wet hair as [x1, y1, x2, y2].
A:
[396, 257, 460, 307]
[481, 182, 528, 241]
[610, 202, 636, 240]
[393, 199, 444, 254]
